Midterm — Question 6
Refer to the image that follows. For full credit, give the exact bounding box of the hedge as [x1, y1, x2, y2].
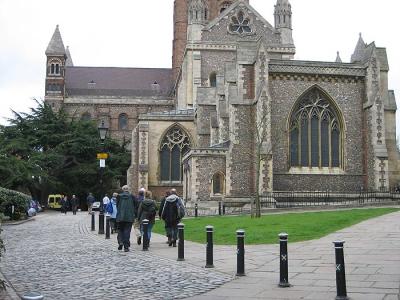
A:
[0, 187, 30, 220]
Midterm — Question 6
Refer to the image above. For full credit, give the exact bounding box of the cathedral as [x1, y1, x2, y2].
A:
[44, 0, 399, 204]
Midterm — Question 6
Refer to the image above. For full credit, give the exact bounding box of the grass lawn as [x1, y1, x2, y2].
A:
[153, 207, 399, 245]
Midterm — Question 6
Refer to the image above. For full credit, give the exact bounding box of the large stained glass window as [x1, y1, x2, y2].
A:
[160, 126, 191, 182]
[289, 87, 343, 168]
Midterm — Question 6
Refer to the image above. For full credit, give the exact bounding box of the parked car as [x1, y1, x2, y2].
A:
[92, 202, 101, 211]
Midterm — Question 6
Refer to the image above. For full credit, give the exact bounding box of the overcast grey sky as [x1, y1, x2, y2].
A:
[0, 0, 399, 131]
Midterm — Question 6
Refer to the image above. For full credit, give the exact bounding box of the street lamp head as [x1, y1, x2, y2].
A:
[98, 120, 109, 141]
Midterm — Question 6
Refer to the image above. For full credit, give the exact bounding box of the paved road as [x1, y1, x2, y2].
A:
[0, 211, 232, 300]
[1, 209, 400, 299]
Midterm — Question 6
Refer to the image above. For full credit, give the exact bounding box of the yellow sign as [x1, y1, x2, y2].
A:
[97, 153, 108, 159]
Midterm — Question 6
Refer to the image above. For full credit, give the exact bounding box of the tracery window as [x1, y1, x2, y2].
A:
[289, 87, 342, 168]
[160, 126, 191, 182]
[228, 10, 252, 34]
[118, 113, 128, 130]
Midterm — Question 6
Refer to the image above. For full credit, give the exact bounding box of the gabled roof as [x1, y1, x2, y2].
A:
[203, 0, 275, 32]
[45, 25, 66, 56]
[65, 67, 173, 97]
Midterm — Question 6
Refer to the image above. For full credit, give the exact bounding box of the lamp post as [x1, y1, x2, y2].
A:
[98, 120, 108, 235]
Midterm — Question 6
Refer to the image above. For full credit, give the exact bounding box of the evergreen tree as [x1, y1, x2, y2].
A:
[0, 101, 130, 204]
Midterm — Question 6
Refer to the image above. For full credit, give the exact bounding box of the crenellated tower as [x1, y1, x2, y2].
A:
[274, 0, 294, 45]
[44, 25, 67, 111]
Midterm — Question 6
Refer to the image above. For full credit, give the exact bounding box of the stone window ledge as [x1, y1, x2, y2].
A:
[288, 167, 344, 175]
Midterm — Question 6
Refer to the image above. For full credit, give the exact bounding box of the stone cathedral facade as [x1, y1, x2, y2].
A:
[44, 0, 399, 203]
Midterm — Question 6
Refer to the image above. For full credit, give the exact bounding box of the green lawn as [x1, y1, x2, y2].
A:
[153, 208, 399, 245]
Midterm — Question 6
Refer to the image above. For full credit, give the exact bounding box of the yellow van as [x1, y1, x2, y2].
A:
[47, 194, 63, 209]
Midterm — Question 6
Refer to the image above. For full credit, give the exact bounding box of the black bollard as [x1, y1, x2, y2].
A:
[334, 241, 348, 300]
[177, 223, 185, 261]
[218, 201, 222, 216]
[195, 203, 198, 218]
[105, 216, 110, 239]
[205, 225, 214, 268]
[142, 219, 149, 251]
[236, 229, 245, 276]
[91, 212, 95, 231]
[98, 211, 104, 234]
[279, 233, 290, 287]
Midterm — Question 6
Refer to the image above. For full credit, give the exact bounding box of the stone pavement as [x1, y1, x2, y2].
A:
[1, 209, 399, 299]
[0, 211, 232, 300]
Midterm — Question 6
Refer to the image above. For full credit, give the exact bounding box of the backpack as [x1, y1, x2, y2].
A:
[105, 201, 113, 214]
[176, 199, 185, 219]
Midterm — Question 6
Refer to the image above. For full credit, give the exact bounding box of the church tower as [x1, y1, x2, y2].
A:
[274, 0, 294, 45]
[172, 0, 188, 82]
[45, 25, 67, 111]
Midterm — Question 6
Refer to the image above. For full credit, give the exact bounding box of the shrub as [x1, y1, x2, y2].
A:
[0, 187, 30, 220]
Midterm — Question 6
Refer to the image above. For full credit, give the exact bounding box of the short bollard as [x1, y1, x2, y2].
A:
[195, 203, 198, 218]
[177, 223, 185, 261]
[279, 233, 290, 287]
[98, 211, 104, 234]
[142, 219, 149, 251]
[236, 229, 245, 276]
[205, 225, 214, 268]
[218, 201, 222, 216]
[334, 241, 348, 300]
[21, 291, 44, 300]
[91, 212, 95, 231]
[105, 216, 110, 239]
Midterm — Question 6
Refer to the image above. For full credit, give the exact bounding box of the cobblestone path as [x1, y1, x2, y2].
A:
[0, 212, 232, 300]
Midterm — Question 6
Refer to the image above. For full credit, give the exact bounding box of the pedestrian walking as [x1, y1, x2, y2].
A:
[61, 195, 69, 215]
[87, 193, 95, 214]
[102, 194, 110, 212]
[137, 190, 156, 247]
[106, 192, 118, 233]
[161, 189, 184, 247]
[158, 190, 171, 243]
[134, 187, 145, 245]
[71, 194, 79, 215]
[116, 185, 136, 252]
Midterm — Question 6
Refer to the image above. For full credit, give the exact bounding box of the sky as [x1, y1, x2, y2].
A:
[0, 0, 399, 132]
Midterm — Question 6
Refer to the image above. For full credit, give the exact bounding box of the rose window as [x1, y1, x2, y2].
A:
[229, 11, 252, 34]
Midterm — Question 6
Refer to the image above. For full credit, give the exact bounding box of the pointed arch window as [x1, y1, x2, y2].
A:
[118, 113, 128, 130]
[209, 72, 217, 87]
[212, 172, 225, 195]
[160, 126, 191, 182]
[289, 88, 343, 168]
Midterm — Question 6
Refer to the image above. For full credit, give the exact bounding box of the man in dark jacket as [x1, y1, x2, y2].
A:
[161, 189, 182, 247]
[137, 190, 156, 247]
[70, 195, 79, 215]
[158, 190, 171, 243]
[116, 185, 136, 252]
[134, 187, 145, 245]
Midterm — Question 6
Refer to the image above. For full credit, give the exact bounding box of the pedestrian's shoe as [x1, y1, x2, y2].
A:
[118, 245, 123, 250]
[124, 247, 129, 252]
[137, 236, 142, 245]
[172, 240, 177, 247]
